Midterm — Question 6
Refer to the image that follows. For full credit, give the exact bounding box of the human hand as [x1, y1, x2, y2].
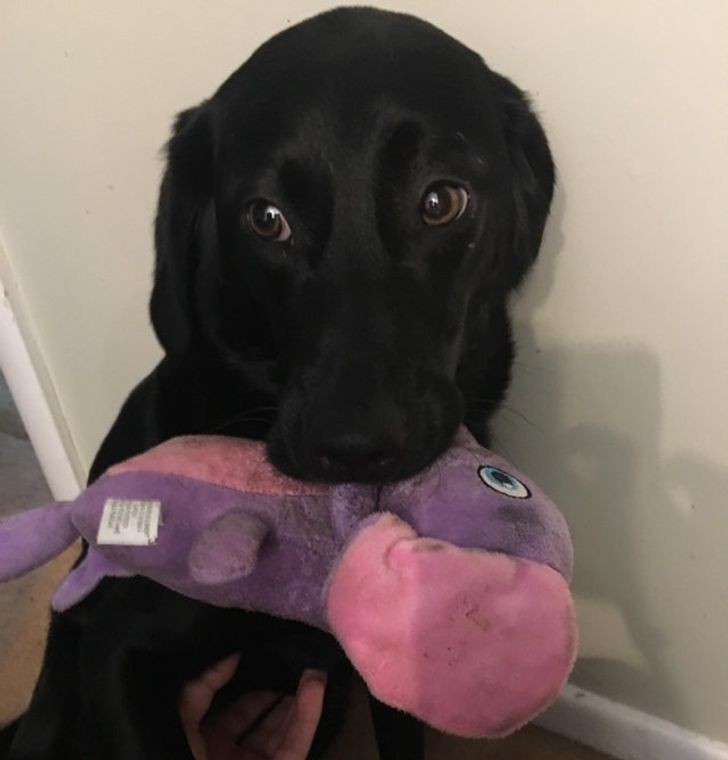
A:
[179, 654, 326, 760]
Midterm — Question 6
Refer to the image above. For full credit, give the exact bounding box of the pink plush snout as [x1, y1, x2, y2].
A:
[325, 514, 577, 738]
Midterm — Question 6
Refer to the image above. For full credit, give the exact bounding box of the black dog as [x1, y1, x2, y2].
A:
[1, 7, 554, 759]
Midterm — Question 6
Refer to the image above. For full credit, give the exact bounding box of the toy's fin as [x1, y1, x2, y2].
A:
[0, 501, 78, 580]
[52, 548, 133, 611]
[188, 510, 269, 585]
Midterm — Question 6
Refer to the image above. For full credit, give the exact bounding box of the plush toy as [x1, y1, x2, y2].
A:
[0, 427, 576, 738]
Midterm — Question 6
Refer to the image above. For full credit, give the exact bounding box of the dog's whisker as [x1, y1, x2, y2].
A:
[511, 359, 557, 374]
[495, 406, 545, 435]
[501, 407, 544, 434]
[488, 434, 516, 461]
[466, 399, 545, 436]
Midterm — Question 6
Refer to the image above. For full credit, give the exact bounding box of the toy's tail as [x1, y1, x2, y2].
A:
[0, 502, 78, 581]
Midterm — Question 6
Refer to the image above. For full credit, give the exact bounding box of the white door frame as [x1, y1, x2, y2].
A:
[0, 271, 81, 500]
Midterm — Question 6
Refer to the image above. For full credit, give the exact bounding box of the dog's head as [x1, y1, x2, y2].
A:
[150, 8, 554, 482]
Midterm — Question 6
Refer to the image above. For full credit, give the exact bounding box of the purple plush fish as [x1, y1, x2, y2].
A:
[0, 427, 576, 738]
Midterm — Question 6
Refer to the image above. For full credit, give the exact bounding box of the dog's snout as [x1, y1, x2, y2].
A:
[268, 357, 465, 483]
[314, 427, 405, 481]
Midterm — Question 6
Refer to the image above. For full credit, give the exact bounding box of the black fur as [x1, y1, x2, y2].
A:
[2, 8, 554, 759]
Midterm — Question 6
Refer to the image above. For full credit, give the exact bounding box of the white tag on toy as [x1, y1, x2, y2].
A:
[97, 499, 161, 546]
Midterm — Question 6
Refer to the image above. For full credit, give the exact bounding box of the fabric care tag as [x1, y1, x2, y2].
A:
[97, 499, 161, 546]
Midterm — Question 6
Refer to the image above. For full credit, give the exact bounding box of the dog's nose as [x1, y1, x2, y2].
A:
[315, 430, 405, 481]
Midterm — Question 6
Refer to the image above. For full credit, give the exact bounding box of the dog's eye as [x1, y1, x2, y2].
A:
[420, 182, 469, 226]
[246, 200, 292, 242]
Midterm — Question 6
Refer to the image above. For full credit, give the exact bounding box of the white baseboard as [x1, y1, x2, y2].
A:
[0, 266, 81, 500]
[537, 683, 728, 760]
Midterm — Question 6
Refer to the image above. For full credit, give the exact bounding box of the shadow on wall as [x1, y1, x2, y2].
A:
[490, 183, 728, 736]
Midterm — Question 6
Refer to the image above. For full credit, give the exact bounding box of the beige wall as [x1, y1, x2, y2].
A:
[1, 0, 727, 744]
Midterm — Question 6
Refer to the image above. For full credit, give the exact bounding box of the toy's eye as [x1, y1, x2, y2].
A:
[478, 466, 530, 499]
[246, 200, 292, 242]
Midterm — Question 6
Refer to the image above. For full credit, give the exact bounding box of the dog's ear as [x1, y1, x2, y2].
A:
[492, 73, 555, 290]
[150, 103, 215, 356]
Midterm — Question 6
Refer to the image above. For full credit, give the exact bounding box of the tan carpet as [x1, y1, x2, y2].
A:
[0, 548, 78, 722]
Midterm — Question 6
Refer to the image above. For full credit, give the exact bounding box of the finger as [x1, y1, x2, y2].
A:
[179, 653, 241, 725]
[207, 691, 282, 736]
[245, 697, 295, 757]
[273, 670, 326, 760]
[179, 653, 241, 758]
[197, 653, 242, 695]
[206, 695, 293, 759]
